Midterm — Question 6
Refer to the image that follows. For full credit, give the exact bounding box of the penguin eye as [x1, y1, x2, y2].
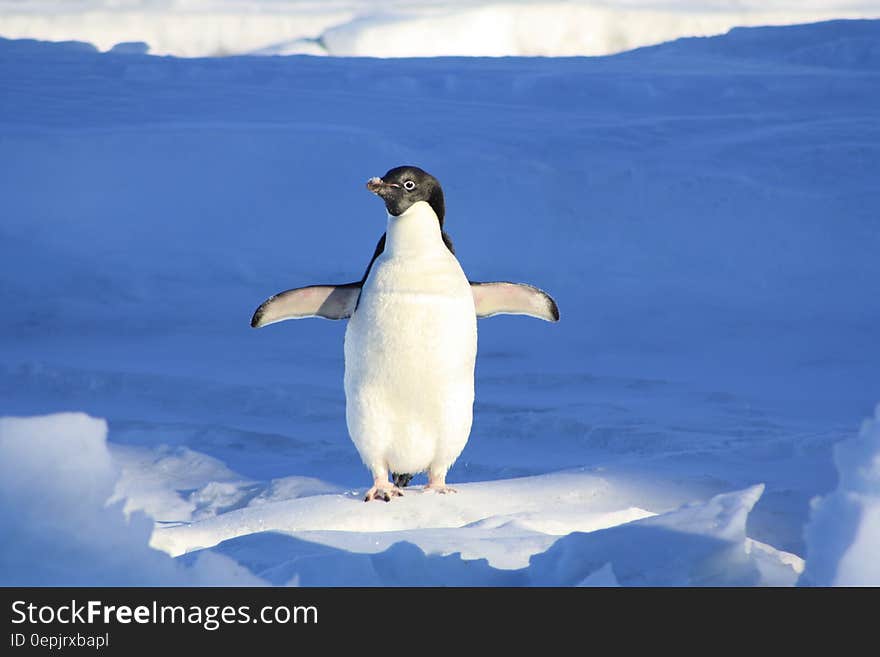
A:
[403, 180, 416, 191]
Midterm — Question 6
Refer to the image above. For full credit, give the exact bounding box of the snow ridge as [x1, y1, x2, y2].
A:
[0, 1, 877, 57]
[800, 404, 880, 586]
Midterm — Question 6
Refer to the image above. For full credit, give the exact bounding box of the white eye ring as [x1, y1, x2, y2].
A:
[403, 180, 416, 190]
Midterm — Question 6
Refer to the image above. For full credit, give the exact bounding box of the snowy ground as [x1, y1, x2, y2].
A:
[0, 0, 878, 57]
[1, 19, 879, 586]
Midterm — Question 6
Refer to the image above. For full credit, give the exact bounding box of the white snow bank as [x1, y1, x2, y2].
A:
[152, 470, 803, 585]
[578, 562, 620, 586]
[0, 413, 265, 586]
[800, 403, 880, 586]
[0, 0, 877, 57]
[109, 444, 248, 522]
[634, 17, 880, 70]
[188, 483, 802, 585]
[529, 484, 768, 585]
[109, 443, 343, 524]
[151, 471, 656, 560]
[0, 1, 356, 57]
[0, 414, 802, 586]
[318, 3, 878, 58]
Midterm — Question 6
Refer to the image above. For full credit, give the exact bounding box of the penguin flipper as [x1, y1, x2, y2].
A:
[470, 282, 560, 322]
[251, 283, 361, 327]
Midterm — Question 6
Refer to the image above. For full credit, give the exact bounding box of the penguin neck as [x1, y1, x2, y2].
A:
[384, 201, 444, 256]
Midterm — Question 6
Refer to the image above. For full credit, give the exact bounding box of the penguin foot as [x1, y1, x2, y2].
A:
[424, 472, 456, 494]
[364, 482, 404, 503]
[392, 472, 414, 488]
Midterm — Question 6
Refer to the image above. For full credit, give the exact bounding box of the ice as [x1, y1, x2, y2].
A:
[0, 413, 801, 586]
[178, 483, 803, 586]
[527, 485, 767, 586]
[149, 471, 658, 561]
[1, 18, 878, 585]
[0, 1, 877, 57]
[318, 3, 878, 58]
[0, 414, 265, 585]
[578, 563, 620, 587]
[800, 404, 880, 586]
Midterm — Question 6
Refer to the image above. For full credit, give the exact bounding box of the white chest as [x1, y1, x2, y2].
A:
[342, 202, 477, 474]
[348, 201, 476, 371]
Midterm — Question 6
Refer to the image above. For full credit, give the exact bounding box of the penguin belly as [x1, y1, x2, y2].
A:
[343, 251, 477, 479]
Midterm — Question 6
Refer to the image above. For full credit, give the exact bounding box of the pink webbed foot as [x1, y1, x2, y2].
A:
[423, 475, 457, 494]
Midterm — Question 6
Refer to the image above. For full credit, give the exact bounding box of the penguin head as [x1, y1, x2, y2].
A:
[366, 166, 446, 227]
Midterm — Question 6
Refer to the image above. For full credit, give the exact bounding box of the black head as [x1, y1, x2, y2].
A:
[366, 165, 446, 227]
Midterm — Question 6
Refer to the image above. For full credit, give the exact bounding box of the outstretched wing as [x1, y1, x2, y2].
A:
[470, 282, 560, 322]
[251, 283, 361, 328]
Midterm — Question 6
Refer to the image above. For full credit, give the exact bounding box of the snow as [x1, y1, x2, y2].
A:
[578, 562, 619, 587]
[1, 17, 879, 585]
[800, 404, 880, 586]
[0, 1, 878, 57]
[0, 414, 265, 586]
[317, 3, 880, 58]
[528, 485, 767, 586]
[167, 481, 803, 585]
[150, 471, 656, 561]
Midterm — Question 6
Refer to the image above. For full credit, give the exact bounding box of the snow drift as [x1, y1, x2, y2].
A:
[800, 404, 880, 586]
[1, 19, 878, 585]
[0, 414, 264, 586]
[0, 0, 877, 57]
[316, 2, 880, 58]
[0, 412, 802, 586]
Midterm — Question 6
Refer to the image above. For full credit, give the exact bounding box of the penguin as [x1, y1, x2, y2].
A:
[251, 166, 559, 502]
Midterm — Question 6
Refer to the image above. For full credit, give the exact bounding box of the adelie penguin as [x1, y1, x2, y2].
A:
[251, 166, 559, 502]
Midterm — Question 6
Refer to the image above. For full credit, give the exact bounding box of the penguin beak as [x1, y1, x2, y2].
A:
[366, 177, 399, 197]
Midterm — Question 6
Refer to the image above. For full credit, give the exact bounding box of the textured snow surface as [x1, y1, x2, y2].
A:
[800, 404, 880, 586]
[0, 1, 878, 56]
[1, 19, 879, 585]
[0, 413, 803, 586]
[0, 414, 265, 586]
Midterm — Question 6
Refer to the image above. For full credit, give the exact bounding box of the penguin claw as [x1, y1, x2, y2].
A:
[363, 484, 404, 503]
